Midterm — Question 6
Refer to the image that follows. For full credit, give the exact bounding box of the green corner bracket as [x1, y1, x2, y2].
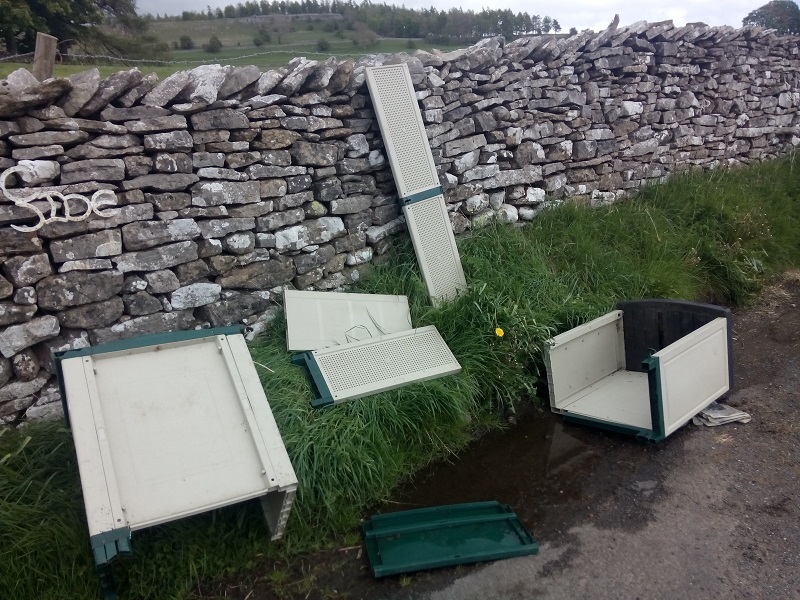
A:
[90, 527, 132, 566]
[642, 354, 667, 443]
[291, 352, 335, 408]
[91, 528, 133, 599]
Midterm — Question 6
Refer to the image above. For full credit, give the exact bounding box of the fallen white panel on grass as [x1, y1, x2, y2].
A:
[366, 63, 466, 306]
[283, 289, 412, 351]
[296, 325, 461, 407]
[57, 329, 297, 566]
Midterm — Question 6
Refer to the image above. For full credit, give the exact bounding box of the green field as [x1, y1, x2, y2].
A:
[0, 16, 464, 80]
[0, 18, 462, 80]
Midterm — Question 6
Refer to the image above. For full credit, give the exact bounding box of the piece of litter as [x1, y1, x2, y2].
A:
[252, 361, 275, 373]
[692, 402, 752, 427]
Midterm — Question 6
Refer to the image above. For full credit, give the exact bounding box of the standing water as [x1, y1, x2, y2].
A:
[387, 403, 656, 538]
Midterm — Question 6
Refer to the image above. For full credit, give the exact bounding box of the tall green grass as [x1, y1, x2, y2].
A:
[2, 157, 799, 599]
[0, 426, 99, 599]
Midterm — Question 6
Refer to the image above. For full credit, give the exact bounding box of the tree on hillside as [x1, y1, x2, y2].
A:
[272, 18, 293, 43]
[0, 0, 169, 59]
[743, 0, 800, 34]
[204, 34, 223, 52]
[351, 21, 378, 47]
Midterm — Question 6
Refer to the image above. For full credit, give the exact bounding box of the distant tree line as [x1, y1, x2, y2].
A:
[145, 1, 563, 43]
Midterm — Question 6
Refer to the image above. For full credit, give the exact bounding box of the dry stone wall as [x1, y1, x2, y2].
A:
[1, 19, 799, 425]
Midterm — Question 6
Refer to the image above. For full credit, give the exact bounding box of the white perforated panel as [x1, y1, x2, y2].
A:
[404, 196, 466, 305]
[311, 325, 461, 404]
[366, 64, 467, 306]
[366, 65, 440, 197]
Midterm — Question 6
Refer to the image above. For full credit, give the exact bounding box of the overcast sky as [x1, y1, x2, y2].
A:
[136, 1, 764, 32]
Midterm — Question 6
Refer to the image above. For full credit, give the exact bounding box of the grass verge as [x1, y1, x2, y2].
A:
[2, 157, 799, 599]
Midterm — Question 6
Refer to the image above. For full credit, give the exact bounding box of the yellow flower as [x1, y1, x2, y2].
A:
[495, 327, 504, 337]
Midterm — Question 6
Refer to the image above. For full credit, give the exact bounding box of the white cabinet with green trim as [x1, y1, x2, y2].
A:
[544, 300, 733, 441]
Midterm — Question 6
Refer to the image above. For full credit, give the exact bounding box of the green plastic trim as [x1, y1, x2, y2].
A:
[399, 186, 443, 206]
[643, 354, 667, 442]
[56, 326, 243, 362]
[561, 413, 654, 441]
[54, 326, 244, 428]
[291, 352, 334, 408]
[90, 527, 132, 566]
[363, 512, 513, 538]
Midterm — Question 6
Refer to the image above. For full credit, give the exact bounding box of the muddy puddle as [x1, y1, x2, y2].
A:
[385, 403, 659, 539]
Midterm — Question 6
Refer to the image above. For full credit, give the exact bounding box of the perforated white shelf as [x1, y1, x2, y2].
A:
[300, 325, 461, 406]
[364, 65, 439, 197]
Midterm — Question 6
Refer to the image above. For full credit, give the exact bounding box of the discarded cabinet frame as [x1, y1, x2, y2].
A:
[293, 325, 461, 408]
[283, 288, 412, 351]
[363, 501, 539, 577]
[545, 300, 733, 442]
[366, 63, 467, 306]
[54, 328, 297, 580]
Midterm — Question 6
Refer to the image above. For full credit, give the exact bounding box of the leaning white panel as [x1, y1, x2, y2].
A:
[57, 329, 297, 566]
[283, 289, 412, 351]
[403, 195, 468, 306]
[366, 63, 466, 305]
[294, 325, 461, 407]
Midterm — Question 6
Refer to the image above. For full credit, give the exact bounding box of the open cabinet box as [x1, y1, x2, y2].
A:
[544, 300, 733, 442]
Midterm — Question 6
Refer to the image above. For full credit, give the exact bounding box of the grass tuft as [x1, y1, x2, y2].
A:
[1, 157, 799, 599]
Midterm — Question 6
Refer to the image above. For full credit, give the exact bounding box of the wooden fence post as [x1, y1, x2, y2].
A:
[32, 32, 58, 81]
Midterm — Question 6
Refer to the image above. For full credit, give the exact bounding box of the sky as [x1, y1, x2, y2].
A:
[135, 1, 765, 32]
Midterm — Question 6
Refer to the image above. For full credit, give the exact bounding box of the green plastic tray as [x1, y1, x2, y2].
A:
[362, 501, 539, 577]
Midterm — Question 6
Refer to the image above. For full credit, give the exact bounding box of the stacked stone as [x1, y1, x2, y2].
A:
[1, 19, 799, 425]
[410, 20, 800, 228]
[0, 61, 399, 424]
